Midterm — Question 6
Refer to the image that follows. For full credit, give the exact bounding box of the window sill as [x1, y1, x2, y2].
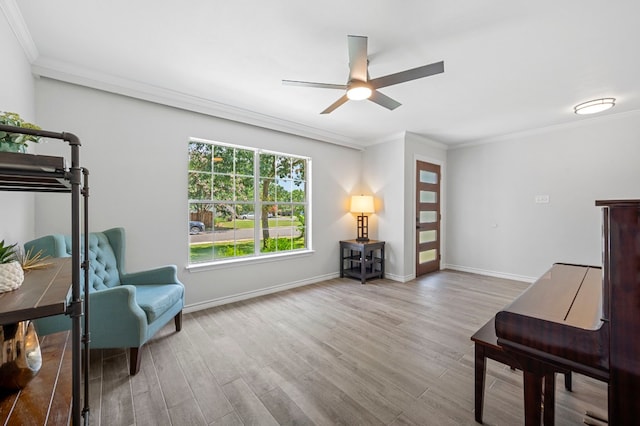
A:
[185, 249, 315, 272]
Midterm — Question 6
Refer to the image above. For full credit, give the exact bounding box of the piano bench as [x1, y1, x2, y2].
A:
[471, 317, 572, 424]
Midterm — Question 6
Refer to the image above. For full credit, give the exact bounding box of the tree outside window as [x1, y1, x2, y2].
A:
[188, 139, 309, 264]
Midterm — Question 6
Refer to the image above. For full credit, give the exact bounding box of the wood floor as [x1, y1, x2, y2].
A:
[85, 270, 607, 425]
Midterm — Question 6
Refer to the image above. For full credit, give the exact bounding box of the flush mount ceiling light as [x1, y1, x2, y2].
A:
[574, 98, 616, 115]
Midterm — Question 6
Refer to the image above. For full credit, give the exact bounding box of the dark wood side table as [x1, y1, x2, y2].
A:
[339, 240, 385, 284]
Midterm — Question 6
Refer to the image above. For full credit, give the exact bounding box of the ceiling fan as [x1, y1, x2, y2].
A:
[282, 35, 444, 114]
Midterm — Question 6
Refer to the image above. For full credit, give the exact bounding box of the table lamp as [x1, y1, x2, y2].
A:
[350, 195, 375, 242]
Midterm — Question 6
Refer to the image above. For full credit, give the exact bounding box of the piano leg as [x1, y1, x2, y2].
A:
[523, 370, 543, 426]
[543, 373, 555, 426]
[564, 371, 572, 392]
[522, 370, 557, 426]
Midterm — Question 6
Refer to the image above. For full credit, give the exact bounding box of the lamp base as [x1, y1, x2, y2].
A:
[356, 214, 369, 242]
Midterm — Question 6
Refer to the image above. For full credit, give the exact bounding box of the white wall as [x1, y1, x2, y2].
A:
[362, 135, 405, 280]
[445, 111, 640, 281]
[0, 9, 36, 245]
[33, 78, 361, 309]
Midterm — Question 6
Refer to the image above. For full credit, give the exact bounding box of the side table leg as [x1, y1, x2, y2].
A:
[361, 248, 366, 284]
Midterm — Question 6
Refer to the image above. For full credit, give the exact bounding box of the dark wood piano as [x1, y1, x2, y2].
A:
[495, 200, 640, 425]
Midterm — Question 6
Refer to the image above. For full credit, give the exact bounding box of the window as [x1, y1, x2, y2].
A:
[188, 139, 310, 264]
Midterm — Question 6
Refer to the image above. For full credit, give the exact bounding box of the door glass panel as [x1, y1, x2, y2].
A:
[419, 210, 437, 223]
[420, 191, 437, 203]
[419, 170, 438, 184]
[419, 230, 437, 244]
[419, 249, 437, 264]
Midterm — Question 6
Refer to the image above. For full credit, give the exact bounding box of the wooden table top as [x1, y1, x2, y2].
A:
[0, 258, 72, 325]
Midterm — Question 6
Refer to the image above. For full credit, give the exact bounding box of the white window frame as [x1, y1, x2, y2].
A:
[187, 137, 312, 269]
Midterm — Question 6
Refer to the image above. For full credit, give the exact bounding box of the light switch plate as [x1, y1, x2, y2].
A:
[534, 195, 550, 204]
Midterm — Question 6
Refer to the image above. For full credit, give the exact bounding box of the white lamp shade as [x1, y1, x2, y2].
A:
[350, 195, 375, 213]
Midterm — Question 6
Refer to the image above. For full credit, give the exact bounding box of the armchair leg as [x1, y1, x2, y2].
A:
[174, 311, 183, 332]
[130, 347, 142, 375]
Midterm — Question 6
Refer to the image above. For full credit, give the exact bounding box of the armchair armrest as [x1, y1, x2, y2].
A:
[120, 265, 179, 286]
[89, 286, 148, 347]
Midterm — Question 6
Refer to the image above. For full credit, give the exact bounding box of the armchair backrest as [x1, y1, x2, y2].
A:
[25, 227, 127, 292]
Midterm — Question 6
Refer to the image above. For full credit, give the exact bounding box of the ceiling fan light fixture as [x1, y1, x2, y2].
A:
[574, 98, 615, 115]
[346, 81, 372, 101]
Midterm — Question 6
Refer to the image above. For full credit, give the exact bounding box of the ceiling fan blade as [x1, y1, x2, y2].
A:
[321, 95, 349, 114]
[282, 80, 347, 90]
[369, 91, 402, 111]
[347, 35, 368, 82]
[369, 61, 444, 89]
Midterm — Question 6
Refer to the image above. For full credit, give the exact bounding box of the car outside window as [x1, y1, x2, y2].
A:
[188, 139, 310, 264]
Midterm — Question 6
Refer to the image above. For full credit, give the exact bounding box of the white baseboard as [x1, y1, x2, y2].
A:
[183, 272, 340, 313]
[443, 264, 536, 283]
[384, 272, 415, 283]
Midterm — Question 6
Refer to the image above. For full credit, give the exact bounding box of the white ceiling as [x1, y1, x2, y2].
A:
[9, 0, 640, 148]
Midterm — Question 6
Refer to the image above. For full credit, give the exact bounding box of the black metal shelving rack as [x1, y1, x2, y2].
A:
[0, 123, 90, 425]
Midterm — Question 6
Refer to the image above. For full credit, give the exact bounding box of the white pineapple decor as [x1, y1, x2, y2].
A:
[0, 240, 24, 293]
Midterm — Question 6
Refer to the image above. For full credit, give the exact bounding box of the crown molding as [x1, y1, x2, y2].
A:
[0, 0, 39, 63]
[369, 131, 407, 147]
[404, 131, 449, 150]
[30, 57, 366, 151]
[368, 130, 448, 151]
[0, 0, 38, 62]
[451, 108, 640, 150]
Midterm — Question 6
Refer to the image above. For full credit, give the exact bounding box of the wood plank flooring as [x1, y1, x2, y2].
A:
[85, 270, 607, 425]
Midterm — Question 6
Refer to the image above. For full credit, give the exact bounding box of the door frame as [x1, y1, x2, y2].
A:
[413, 154, 445, 278]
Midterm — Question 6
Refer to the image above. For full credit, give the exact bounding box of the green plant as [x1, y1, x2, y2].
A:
[0, 240, 18, 264]
[0, 111, 42, 152]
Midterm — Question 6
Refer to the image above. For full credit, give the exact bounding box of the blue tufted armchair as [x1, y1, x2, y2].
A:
[25, 227, 184, 375]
